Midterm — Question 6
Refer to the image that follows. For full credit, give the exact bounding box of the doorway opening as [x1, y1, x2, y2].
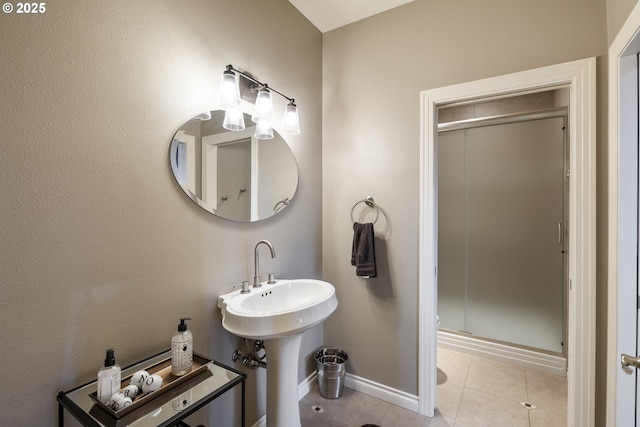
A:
[418, 58, 596, 426]
[436, 92, 569, 375]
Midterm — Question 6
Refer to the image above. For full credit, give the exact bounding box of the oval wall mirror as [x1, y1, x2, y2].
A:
[169, 110, 298, 222]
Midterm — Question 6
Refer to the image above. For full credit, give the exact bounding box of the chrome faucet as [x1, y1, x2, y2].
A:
[254, 240, 276, 287]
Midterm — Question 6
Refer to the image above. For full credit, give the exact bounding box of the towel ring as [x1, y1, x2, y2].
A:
[350, 196, 380, 224]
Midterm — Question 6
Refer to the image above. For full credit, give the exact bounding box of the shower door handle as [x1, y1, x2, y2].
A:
[557, 222, 562, 244]
[621, 353, 640, 374]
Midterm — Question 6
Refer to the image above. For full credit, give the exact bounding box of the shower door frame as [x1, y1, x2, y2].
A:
[437, 111, 568, 357]
[418, 57, 596, 426]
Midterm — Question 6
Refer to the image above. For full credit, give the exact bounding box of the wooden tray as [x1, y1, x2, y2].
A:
[89, 353, 212, 419]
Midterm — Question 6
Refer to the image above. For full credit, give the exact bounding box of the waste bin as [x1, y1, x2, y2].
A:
[315, 347, 348, 399]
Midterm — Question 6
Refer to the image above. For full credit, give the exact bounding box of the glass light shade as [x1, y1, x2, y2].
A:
[223, 106, 245, 131]
[251, 89, 273, 124]
[281, 103, 300, 135]
[194, 111, 212, 121]
[218, 71, 240, 108]
[254, 120, 274, 140]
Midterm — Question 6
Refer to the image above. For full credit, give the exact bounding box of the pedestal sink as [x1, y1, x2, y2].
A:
[217, 279, 338, 427]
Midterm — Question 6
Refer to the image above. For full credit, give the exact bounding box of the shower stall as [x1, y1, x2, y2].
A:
[437, 108, 567, 360]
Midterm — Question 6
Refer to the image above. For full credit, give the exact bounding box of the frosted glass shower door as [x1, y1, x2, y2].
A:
[438, 116, 566, 354]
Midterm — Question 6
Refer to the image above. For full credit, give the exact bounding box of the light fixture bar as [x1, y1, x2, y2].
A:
[225, 64, 295, 104]
[221, 64, 300, 137]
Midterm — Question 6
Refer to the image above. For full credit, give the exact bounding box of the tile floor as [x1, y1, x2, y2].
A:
[299, 347, 567, 427]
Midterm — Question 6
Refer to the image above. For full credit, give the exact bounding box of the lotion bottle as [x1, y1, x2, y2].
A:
[97, 348, 121, 403]
[171, 318, 193, 376]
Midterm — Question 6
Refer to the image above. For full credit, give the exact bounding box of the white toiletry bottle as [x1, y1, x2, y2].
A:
[171, 318, 193, 376]
[97, 348, 121, 403]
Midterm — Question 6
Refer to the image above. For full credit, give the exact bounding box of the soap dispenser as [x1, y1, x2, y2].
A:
[171, 318, 193, 376]
[97, 348, 121, 403]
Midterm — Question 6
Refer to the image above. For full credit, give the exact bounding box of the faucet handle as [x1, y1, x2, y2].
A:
[267, 273, 276, 284]
[233, 281, 251, 294]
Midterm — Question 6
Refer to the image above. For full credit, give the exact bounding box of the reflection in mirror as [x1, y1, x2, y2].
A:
[170, 110, 298, 222]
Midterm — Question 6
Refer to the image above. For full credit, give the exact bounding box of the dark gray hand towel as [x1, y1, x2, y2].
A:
[351, 222, 377, 278]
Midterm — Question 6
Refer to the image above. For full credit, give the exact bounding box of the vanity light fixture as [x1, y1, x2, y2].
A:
[218, 68, 245, 131]
[219, 64, 300, 139]
[282, 100, 300, 135]
[251, 87, 273, 124]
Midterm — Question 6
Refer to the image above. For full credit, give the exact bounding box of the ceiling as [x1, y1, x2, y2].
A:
[288, 0, 416, 33]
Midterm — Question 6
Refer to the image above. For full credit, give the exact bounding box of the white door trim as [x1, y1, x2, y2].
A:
[607, 3, 640, 425]
[418, 58, 597, 426]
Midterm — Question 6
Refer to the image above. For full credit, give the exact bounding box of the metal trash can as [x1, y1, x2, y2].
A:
[315, 347, 348, 399]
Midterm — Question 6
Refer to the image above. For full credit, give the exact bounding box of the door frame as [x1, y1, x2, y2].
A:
[607, 2, 640, 425]
[418, 57, 596, 426]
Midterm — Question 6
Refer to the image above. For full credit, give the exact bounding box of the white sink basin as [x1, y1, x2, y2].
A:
[217, 279, 338, 340]
[218, 278, 338, 426]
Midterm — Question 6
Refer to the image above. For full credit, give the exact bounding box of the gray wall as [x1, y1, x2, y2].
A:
[607, 0, 639, 44]
[0, 1, 321, 425]
[322, 0, 608, 423]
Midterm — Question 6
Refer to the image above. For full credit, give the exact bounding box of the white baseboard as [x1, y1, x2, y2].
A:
[437, 330, 567, 376]
[344, 373, 419, 412]
[298, 370, 318, 398]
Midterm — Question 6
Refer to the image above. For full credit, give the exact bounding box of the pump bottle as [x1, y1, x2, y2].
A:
[97, 348, 121, 403]
[171, 318, 193, 376]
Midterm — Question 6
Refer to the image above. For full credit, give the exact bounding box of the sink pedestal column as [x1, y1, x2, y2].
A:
[264, 334, 302, 427]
